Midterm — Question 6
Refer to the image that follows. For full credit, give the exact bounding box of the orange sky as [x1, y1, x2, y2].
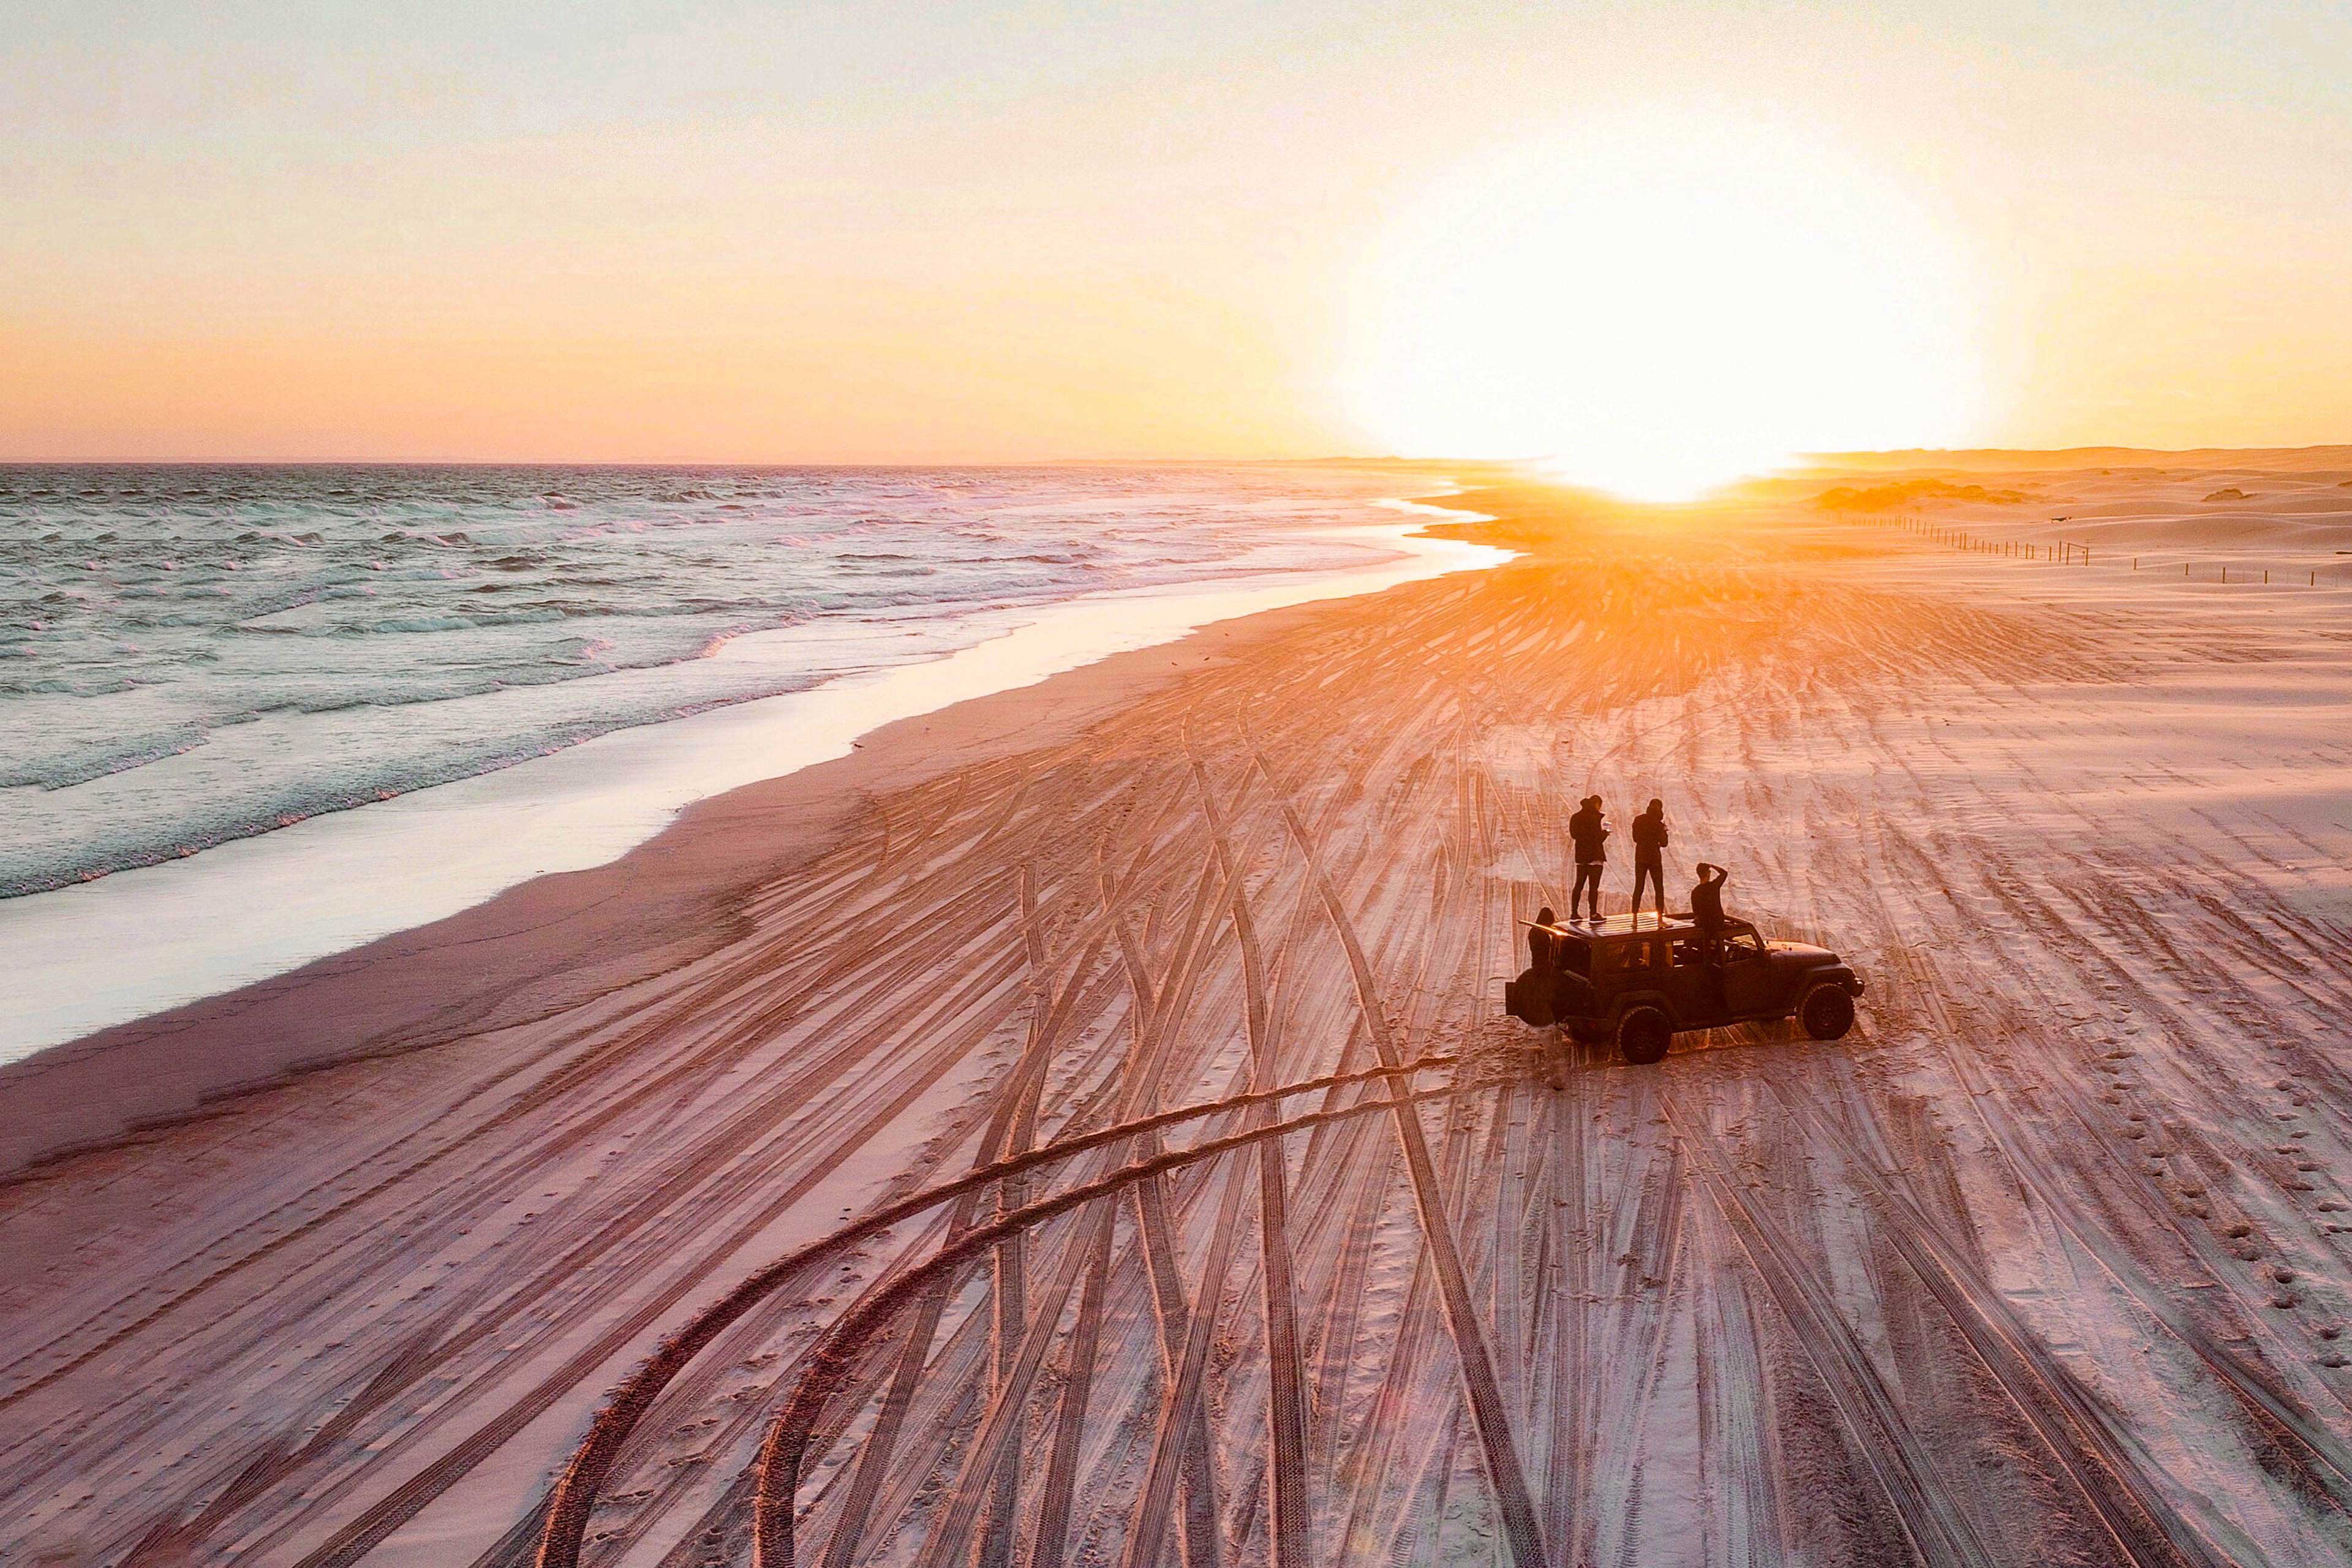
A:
[5, 2, 2348, 466]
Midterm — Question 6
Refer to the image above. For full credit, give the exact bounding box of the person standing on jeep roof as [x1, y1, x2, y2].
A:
[1568, 796, 1608, 921]
[1631, 799, 1668, 918]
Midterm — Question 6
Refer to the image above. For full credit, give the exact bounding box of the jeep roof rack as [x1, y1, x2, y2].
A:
[1522, 912, 1696, 941]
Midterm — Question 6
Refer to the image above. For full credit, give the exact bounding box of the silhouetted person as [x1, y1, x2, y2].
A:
[1689, 862, 1728, 932]
[1528, 906, 1559, 973]
[1631, 799, 1668, 919]
[1512, 907, 1567, 1030]
[1568, 796, 1608, 921]
[1689, 861, 1730, 1003]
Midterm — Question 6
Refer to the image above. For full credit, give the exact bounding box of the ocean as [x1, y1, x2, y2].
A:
[2, 463, 1497, 1055]
[1, 463, 1447, 896]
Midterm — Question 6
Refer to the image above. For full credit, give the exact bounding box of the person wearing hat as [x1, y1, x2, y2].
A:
[1630, 798, 1669, 919]
[1567, 795, 1608, 921]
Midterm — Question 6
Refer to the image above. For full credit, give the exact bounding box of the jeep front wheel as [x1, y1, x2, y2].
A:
[1801, 984, 1855, 1041]
[1618, 1006, 1673, 1066]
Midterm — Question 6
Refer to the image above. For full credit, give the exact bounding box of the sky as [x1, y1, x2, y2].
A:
[5, 0, 2349, 467]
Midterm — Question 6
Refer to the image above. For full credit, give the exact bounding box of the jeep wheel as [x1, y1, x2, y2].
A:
[1801, 984, 1855, 1041]
[1618, 1006, 1673, 1066]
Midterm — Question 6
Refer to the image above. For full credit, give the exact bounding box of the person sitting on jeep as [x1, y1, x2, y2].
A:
[1689, 862, 1728, 932]
[1689, 862, 1732, 1001]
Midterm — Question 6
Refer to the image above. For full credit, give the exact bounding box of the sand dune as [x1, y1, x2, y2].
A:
[1806, 444, 2352, 477]
[7, 467, 2352, 1566]
[1804, 458, 2352, 569]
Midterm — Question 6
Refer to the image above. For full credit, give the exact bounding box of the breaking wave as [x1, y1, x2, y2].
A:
[0, 463, 1418, 895]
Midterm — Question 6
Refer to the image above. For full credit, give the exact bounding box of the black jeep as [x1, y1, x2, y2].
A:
[1505, 913, 1864, 1065]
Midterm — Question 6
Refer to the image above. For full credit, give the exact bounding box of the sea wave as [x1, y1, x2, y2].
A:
[0, 463, 1425, 894]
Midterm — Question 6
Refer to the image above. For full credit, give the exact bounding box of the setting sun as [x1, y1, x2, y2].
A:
[1343, 113, 1986, 500]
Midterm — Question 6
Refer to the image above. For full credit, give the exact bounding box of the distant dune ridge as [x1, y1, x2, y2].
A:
[1815, 478, 2028, 510]
[1802, 443, 2352, 475]
[1798, 446, 2352, 557]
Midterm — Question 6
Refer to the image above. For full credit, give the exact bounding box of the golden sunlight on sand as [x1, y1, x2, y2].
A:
[1344, 111, 1986, 501]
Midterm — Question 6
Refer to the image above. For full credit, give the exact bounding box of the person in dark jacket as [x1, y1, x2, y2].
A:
[1567, 796, 1608, 921]
[1689, 862, 1729, 930]
[1510, 906, 1569, 1030]
[1630, 799, 1668, 919]
[1528, 906, 1559, 973]
[1689, 861, 1730, 1002]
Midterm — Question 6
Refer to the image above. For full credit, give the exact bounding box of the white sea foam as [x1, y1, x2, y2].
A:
[0, 467, 1504, 1059]
[1, 464, 1433, 892]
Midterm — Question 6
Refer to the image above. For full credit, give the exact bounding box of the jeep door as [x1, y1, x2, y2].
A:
[1593, 932, 1672, 1012]
[1717, 924, 1778, 1016]
[1665, 931, 1720, 1022]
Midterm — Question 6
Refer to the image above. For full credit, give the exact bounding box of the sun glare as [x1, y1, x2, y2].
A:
[1343, 112, 1985, 501]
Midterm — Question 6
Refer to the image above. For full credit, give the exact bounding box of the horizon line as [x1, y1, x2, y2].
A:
[5, 442, 2350, 471]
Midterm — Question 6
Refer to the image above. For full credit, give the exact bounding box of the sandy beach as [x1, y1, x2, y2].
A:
[9, 459, 2352, 1567]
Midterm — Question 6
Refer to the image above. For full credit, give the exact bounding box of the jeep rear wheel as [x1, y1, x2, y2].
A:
[1618, 1006, 1673, 1066]
[1801, 984, 1855, 1041]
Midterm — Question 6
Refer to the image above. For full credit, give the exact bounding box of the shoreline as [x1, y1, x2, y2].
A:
[1, 487, 1507, 1075]
[0, 484, 1508, 1169]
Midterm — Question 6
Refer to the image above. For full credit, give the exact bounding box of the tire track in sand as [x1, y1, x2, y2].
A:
[747, 1080, 1484, 1568]
[1190, 746, 1311, 1568]
[1668, 1102, 2003, 1568]
[1760, 1076, 2246, 1568]
[1250, 739, 1547, 1568]
[531, 1052, 1464, 1568]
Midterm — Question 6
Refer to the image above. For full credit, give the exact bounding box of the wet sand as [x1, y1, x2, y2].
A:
[7, 464, 2352, 1566]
